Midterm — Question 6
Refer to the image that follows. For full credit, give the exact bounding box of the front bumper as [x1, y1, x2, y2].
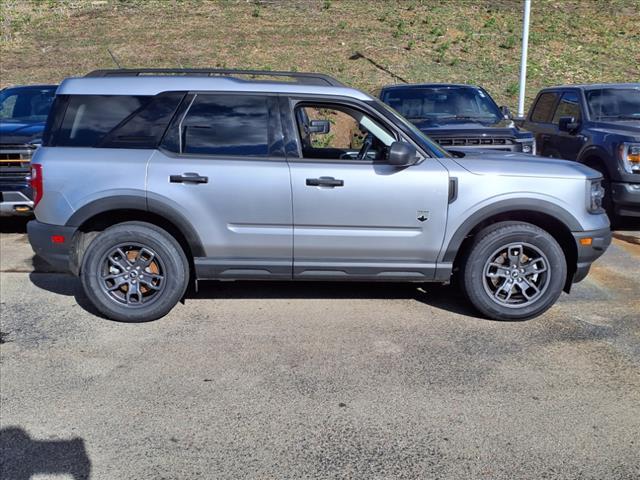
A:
[611, 182, 640, 217]
[27, 220, 78, 273]
[0, 183, 33, 216]
[571, 227, 612, 284]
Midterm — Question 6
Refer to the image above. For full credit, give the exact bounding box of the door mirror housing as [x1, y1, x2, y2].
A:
[558, 116, 580, 133]
[500, 105, 511, 118]
[307, 119, 330, 134]
[387, 141, 418, 167]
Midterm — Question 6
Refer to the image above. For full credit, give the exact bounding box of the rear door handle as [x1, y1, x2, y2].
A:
[306, 177, 344, 187]
[169, 172, 208, 184]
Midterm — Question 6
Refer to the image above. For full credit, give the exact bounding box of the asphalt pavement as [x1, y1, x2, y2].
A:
[1, 218, 639, 479]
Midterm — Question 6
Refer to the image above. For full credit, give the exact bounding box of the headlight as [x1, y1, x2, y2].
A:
[619, 142, 640, 174]
[587, 178, 605, 213]
[520, 140, 536, 155]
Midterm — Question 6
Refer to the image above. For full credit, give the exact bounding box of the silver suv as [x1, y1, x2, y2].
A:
[28, 69, 611, 322]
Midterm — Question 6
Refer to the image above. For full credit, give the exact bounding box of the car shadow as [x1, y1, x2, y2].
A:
[28, 272, 482, 320]
[0, 426, 91, 480]
[0, 216, 30, 234]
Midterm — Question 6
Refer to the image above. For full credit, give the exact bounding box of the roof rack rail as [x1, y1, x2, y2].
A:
[85, 68, 345, 87]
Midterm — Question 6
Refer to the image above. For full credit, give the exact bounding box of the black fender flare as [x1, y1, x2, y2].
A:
[577, 145, 614, 178]
[65, 194, 205, 257]
[441, 198, 582, 263]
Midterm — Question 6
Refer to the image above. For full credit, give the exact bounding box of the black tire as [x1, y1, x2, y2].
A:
[460, 222, 567, 321]
[80, 222, 189, 322]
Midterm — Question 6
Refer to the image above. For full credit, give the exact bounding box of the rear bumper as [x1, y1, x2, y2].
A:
[27, 220, 77, 273]
[571, 227, 612, 284]
[611, 182, 640, 217]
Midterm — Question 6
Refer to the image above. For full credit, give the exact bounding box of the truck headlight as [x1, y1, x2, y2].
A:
[619, 143, 640, 174]
[588, 179, 605, 213]
[520, 140, 536, 155]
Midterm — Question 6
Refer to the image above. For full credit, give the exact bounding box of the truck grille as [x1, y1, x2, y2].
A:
[435, 137, 514, 148]
[0, 145, 34, 178]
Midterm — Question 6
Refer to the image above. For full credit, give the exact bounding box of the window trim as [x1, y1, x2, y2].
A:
[161, 91, 285, 160]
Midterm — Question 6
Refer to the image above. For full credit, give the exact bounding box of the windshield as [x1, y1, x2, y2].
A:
[0, 86, 57, 123]
[585, 87, 640, 120]
[381, 86, 503, 124]
[372, 99, 450, 157]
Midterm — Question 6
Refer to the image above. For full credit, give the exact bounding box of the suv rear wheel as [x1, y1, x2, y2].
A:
[460, 222, 567, 320]
[80, 222, 189, 322]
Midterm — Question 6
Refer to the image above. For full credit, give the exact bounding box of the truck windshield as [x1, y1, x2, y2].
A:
[0, 86, 57, 123]
[381, 86, 503, 124]
[372, 99, 451, 158]
[585, 87, 640, 120]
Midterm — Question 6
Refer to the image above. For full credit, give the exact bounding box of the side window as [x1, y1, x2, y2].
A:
[56, 95, 151, 147]
[552, 92, 581, 123]
[180, 94, 271, 156]
[530, 92, 559, 123]
[294, 104, 395, 161]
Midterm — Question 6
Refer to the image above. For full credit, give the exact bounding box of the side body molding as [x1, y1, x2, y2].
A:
[441, 198, 583, 263]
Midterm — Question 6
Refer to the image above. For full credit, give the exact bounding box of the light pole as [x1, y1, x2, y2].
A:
[517, 0, 531, 117]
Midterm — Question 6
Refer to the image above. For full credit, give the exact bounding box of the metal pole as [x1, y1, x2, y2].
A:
[517, 0, 531, 117]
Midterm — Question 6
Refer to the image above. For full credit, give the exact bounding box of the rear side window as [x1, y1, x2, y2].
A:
[55, 95, 150, 147]
[180, 94, 270, 156]
[530, 92, 559, 123]
[552, 91, 581, 123]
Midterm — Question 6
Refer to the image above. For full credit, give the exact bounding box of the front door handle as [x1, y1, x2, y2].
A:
[169, 172, 208, 184]
[306, 176, 344, 187]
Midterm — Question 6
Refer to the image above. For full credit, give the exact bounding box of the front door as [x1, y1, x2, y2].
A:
[147, 93, 293, 279]
[284, 99, 450, 281]
[551, 90, 584, 160]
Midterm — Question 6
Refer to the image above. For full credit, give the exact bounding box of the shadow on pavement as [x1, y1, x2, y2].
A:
[0, 216, 30, 234]
[29, 272, 481, 320]
[0, 427, 91, 480]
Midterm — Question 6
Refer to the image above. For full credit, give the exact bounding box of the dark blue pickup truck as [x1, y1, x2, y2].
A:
[519, 83, 640, 220]
[0, 84, 57, 216]
[378, 83, 536, 154]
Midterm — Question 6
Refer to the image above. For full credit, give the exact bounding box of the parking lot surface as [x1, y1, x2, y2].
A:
[1, 219, 639, 479]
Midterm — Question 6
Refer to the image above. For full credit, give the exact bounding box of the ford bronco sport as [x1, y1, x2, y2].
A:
[28, 69, 611, 322]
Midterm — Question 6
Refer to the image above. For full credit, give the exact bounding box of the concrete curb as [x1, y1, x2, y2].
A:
[612, 231, 640, 246]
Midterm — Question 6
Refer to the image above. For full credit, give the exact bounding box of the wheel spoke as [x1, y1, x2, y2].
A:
[523, 257, 547, 276]
[139, 276, 162, 291]
[494, 279, 514, 301]
[126, 281, 141, 304]
[136, 248, 156, 268]
[107, 248, 131, 271]
[103, 273, 129, 291]
[518, 277, 540, 300]
[487, 262, 511, 278]
[507, 246, 523, 267]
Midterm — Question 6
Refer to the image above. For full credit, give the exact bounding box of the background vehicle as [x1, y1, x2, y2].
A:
[519, 83, 640, 220]
[0, 84, 57, 216]
[28, 69, 610, 323]
[378, 84, 536, 154]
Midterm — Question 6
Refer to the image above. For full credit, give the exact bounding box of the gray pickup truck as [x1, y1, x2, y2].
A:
[28, 69, 610, 322]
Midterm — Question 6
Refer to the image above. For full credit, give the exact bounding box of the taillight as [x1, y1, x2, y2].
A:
[30, 164, 43, 207]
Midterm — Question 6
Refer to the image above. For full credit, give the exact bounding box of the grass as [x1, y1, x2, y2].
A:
[1, 0, 639, 111]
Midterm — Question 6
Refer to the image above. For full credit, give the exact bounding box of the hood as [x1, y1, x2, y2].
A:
[0, 121, 46, 145]
[590, 120, 640, 140]
[411, 118, 523, 138]
[452, 151, 597, 180]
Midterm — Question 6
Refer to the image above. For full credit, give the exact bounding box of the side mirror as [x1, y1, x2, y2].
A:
[387, 141, 417, 167]
[558, 116, 580, 133]
[307, 120, 330, 134]
[500, 105, 511, 118]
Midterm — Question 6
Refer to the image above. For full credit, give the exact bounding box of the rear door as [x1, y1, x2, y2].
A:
[147, 93, 293, 280]
[282, 96, 450, 281]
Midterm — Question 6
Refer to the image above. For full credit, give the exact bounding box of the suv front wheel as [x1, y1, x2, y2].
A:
[80, 222, 189, 322]
[460, 222, 567, 321]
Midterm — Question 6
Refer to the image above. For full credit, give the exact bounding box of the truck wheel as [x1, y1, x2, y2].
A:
[460, 222, 566, 321]
[80, 222, 189, 322]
